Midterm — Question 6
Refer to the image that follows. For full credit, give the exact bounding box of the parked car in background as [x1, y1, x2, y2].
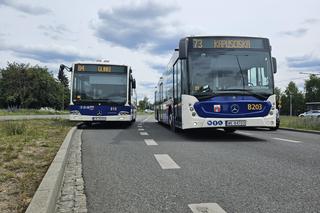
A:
[298, 110, 320, 118]
[144, 109, 154, 113]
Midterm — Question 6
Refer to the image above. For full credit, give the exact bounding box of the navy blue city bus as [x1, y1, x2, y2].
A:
[155, 36, 278, 132]
[63, 61, 137, 125]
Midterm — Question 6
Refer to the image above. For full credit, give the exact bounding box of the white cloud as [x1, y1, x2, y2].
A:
[0, 0, 51, 15]
[0, 0, 320, 100]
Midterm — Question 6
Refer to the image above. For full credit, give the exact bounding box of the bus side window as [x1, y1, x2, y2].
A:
[159, 83, 163, 102]
[181, 59, 188, 94]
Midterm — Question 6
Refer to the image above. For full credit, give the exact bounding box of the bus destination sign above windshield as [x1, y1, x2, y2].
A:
[75, 64, 126, 73]
[192, 38, 265, 49]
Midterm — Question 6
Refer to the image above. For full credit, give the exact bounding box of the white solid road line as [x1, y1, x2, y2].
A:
[154, 154, 181, 169]
[237, 131, 254, 136]
[272, 137, 302, 143]
[144, 139, 158, 146]
[188, 203, 227, 213]
[138, 128, 145, 131]
[142, 115, 152, 123]
[140, 132, 149, 136]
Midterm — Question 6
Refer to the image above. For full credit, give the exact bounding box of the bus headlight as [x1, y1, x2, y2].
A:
[189, 107, 194, 111]
[70, 110, 80, 115]
[192, 112, 196, 117]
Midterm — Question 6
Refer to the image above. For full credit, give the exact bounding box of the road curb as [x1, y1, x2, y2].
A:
[26, 126, 77, 213]
[279, 127, 320, 135]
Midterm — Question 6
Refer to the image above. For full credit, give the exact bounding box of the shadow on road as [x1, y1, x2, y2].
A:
[77, 121, 133, 130]
[152, 122, 267, 143]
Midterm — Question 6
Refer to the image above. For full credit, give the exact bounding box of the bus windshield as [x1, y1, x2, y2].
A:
[189, 51, 273, 99]
[72, 72, 127, 104]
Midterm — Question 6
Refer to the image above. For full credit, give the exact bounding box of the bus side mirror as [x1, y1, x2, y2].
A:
[132, 79, 136, 89]
[178, 38, 188, 59]
[272, 57, 277, 73]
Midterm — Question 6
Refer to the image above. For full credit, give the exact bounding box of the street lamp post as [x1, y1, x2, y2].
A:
[289, 93, 293, 116]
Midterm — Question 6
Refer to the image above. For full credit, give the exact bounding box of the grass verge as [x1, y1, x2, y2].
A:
[0, 109, 69, 116]
[280, 115, 320, 131]
[0, 119, 73, 213]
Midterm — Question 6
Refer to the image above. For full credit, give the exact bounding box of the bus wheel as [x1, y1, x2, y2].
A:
[169, 113, 176, 132]
[224, 128, 236, 133]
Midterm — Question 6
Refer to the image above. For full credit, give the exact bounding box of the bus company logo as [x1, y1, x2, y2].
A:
[214, 105, 221, 112]
[207, 120, 223, 126]
[231, 104, 240, 113]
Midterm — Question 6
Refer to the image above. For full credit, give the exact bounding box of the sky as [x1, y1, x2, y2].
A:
[0, 0, 320, 101]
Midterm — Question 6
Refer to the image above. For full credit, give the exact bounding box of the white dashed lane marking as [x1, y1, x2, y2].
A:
[140, 132, 149, 136]
[188, 203, 227, 213]
[154, 154, 180, 169]
[138, 128, 145, 131]
[144, 139, 158, 146]
[272, 137, 302, 143]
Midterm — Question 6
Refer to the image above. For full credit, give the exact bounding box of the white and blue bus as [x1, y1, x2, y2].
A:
[155, 36, 278, 132]
[61, 61, 137, 125]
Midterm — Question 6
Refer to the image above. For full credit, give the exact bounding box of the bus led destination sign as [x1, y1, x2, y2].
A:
[213, 39, 250, 48]
[192, 38, 265, 49]
[75, 64, 126, 73]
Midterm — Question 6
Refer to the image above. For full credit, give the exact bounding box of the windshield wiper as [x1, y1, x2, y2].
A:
[217, 89, 267, 99]
[193, 91, 217, 100]
[235, 55, 246, 90]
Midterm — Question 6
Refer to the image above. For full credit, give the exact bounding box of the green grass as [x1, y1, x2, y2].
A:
[0, 119, 73, 213]
[0, 109, 69, 116]
[280, 116, 320, 131]
[2, 121, 27, 136]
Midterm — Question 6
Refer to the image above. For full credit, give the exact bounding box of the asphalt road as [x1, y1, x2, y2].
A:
[81, 115, 320, 213]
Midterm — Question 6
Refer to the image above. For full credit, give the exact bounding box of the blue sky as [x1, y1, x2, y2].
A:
[0, 0, 319, 100]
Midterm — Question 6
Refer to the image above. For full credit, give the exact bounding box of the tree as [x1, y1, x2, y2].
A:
[138, 97, 150, 111]
[280, 81, 305, 115]
[0, 62, 67, 109]
[274, 87, 282, 108]
[305, 74, 320, 102]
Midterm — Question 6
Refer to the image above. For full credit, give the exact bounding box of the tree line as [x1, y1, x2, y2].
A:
[276, 75, 320, 115]
[0, 62, 69, 110]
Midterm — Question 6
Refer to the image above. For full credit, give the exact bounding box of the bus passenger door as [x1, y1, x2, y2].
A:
[173, 60, 182, 128]
[159, 83, 163, 121]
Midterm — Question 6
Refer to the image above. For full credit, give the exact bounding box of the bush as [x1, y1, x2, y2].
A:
[3, 121, 27, 136]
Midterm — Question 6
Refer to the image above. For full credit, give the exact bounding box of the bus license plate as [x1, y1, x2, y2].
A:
[92, 117, 106, 121]
[225, 120, 246, 127]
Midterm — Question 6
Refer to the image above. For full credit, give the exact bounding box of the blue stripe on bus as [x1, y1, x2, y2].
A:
[69, 105, 131, 116]
[193, 96, 272, 118]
